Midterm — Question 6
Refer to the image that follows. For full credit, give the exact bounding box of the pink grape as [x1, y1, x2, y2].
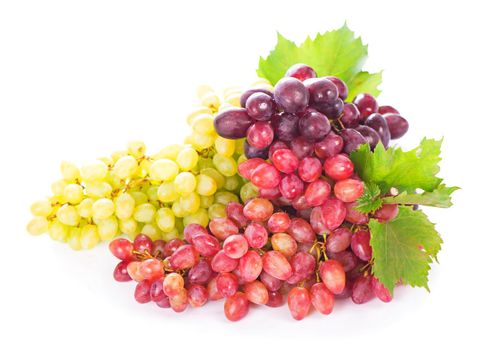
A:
[288, 252, 316, 282]
[271, 148, 299, 173]
[188, 284, 209, 307]
[310, 198, 346, 232]
[310, 282, 334, 315]
[170, 288, 188, 313]
[163, 273, 185, 297]
[211, 250, 238, 273]
[209, 218, 239, 240]
[226, 202, 248, 228]
[113, 261, 132, 282]
[246, 121, 274, 149]
[288, 287, 311, 321]
[245, 281, 269, 305]
[351, 275, 375, 304]
[374, 204, 399, 222]
[244, 223, 268, 248]
[238, 250, 263, 282]
[260, 271, 282, 292]
[353, 93, 379, 120]
[109, 238, 133, 260]
[223, 234, 249, 259]
[267, 212, 291, 233]
[372, 277, 393, 302]
[250, 163, 281, 189]
[268, 141, 289, 159]
[169, 245, 199, 270]
[327, 250, 359, 272]
[271, 233, 298, 258]
[133, 234, 153, 254]
[314, 133, 344, 159]
[134, 280, 152, 304]
[152, 239, 166, 258]
[345, 201, 369, 224]
[243, 198, 274, 221]
[324, 154, 354, 180]
[351, 229, 373, 261]
[163, 238, 185, 257]
[297, 157, 322, 182]
[183, 224, 208, 243]
[290, 136, 314, 159]
[262, 251, 293, 280]
[207, 277, 223, 301]
[224, 292, 249, 322]
[188, 259, 213, 285]
[266, 291, 285, 307]
[285, 63, 317, 81]
[150, 278, 166, 302]
[127, 261, 144, 282]
[319, 259, 346, 295]
[334, 179, 364, 203]
[238, 158, 265, 180]
[139, 258, 165, 281]
[279, 173, 304, 199]
[304, 179, 331, 206]
[287, 218, 315, 243]
[216, 272, 239, 297]
[326, 228, 352, 253]
[191, 233, 221, 257]
[259, 186, 281, 200]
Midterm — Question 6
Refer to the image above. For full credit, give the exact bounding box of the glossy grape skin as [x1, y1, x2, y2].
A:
[353, 93, 378, 120]
[340, 128, 367, 154]
[279, 174, 304, 200]
[372, 277, 393, 302]
[209, 218, 238, 240]
[140, 258, 165, 281]
[286, 63, 317, 81]
[271, 233, 298, 258]
[297, 157, 322, 182]
[379, 105, 400, 115]
[240, 88, 273, 107]
[207, 277, 223, 301]
[223, 234, 249, 259]
[170, 288, 188, 313]
[304, 179, 331, 207]
[169, 245, 199, 270]
[314, 132, 344, 159]
[163, 239, 185, 257]
[238, 250, 263, 282]
[152, 240, 166, 259]
[216, 272, 239, 297]
[224, 292, 249, 321]
[298, 109, 331, 142]
[334, 179, 364, 203]
[356, 125, 381, 149]
[274, 77, 309, 113]
[262, 251, 293, 280]
[163, 273, 185, 297]
[154, 292, 170, 308]
[271, 113, 299, 142]
[113, 261, 132, 282]
[305, 78, 339, 106]
[287, 218, 315, 243]
[271, 148, 299, 174]
[226, 202, 248, 228]
[341, 103, 361, 128]
[150, 279, 166, 302]
[327, 250, 359, 272]
[374, 204, 399, 222]
[245, 92, 275, 121]
[259, 187, 281, 200]
[243, 198, 274, 221]
[244, 223, 268, 248]
[310, 282, 334, 315]
[260, 271, 282, 292]
[133, 234, 153, 254]
[109, 238, 133, 260]
[211, 250, 239, 273]
[326, 228, 353, 253]
[316, 98, 344, 120]
[324, 154, 354, 181]
[344, 201, 369, 224]
[267, 212, 291, 233]
[290, 136, 314, 159]
[288, 287, 311, 321]
[214, 108, 253, 139]
[352, 275, 375, 304]
[188, 259, 213, 285]
[188, 284, 209, 307]
[238, 158, 265, 180]
[134, 280, 152, 304]
[324, 76, 347, 99]
[244, 281, 269, 305]
[268, 141, 289, 159]
[127, 261, 144, 282]
[319, 259, 346, 295]
[365, 113, 391, 147]
[351, 229, 373, 261]
[250, 163, 281, 189]
[246, 122, 274, 149]
[244, 141, 269, 159]
[289, 252, 316, 281]
[384, 113, 409, 139]
[191, 233, 221, 257]
[266, 291, 285, 307]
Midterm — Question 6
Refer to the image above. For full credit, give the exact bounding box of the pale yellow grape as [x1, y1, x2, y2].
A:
[51, 179, 68, 197]
[196, 85, 215, 99]
[200, 168, 225, 188]
[187, 106, 213, 126]
[119, 218, 138, 237]
[213, 154, 237, 176]
[183, 208, 209, 227]
[49, 220, 70, 242]
[114, 192, 135, 220]
[208, 203, 226, 219]
[149, 159, 179, 182]
[133, 203, 156, 223]
[162, 228, 180, 241]
[174, 172, 196, 195]
[80, 225, 100, 249]
[196, 174, 217, 196]
[240, 182, 258, 202]
[60, 161, 80, 181]
[92, 198, 115, 220]
[215, 137, 235, 157]
[200, 92, 220, 111]
[129, 191, 148, 205]
[63, 184, 84, 204]
[225, 93, 241, 107]
[152, 144, 183, 161]
[127, 140, 146, 158]
[57, 204, 80, 226]
[81, 161, 108, 181]
[30, 199, 52, 217]
[77, 198, 94, 218]
[67, 228, 82, 250]
[176, 148, 199, 171]
[84, 181, 113, 198]
[27, 217, 49, 235]
[179, 192, 201, 214]
[146, 186, 159, 201]
[157, 182, 179, 203]
[200, 195, 214, 208]
[189, 132, 215, 150]
[138, 158, 152, 176]
[106, 173, 123, 191]
[113, 155, 138, 179]
[235, 139, 245, 156]
[141, 223, 161, 240]
[224, 175, 241, 191]
[172, 201, 187, 218]
[97, 216, 119, 241]
[98, 156, 114, 167]
[192, 115, 215, 135]
[197, 157, 214, 170]
[111, 150, 129, 163]
[156, 207, 176, 232]
[215, 191, 239, 206]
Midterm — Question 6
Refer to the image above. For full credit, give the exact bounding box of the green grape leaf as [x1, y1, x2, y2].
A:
[382, 184, 460, 208]
[355, 182, 383, 213]
[370, 206, 443, 294]
[350, 138, 443, 193]
[257, 24, 382, 99]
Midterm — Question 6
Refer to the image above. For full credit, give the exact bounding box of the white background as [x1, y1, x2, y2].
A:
[1, 1, 476, 349]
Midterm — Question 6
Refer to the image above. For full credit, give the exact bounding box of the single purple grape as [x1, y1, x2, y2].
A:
[325, 76, 348, 100]
[271, 113, 299, 142]
[245, 92, 276, 121]
[316, 98, 344, 119]
[273, 77, 309, 114]
[298, 109, 331, 142]
[240, 88, 273, 108]
[214, 108, 253, 139]
[355, 125, 381, 149]
[340, 128, 367, 154]
[384, 113, 409, 139]
[365, 113, 391, 147]
[244, 140, 269, 159]
[340, 103, 361, 128]
[305, 78, 339, 106]
[285, 64, 317, 81]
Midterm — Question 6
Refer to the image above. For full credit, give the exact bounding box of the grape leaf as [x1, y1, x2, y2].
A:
[355, 182, 383, 213]
[350, 138, 443, 193]
[257, 24, 382, 99]
[369, 206, 443, 294]
[382, 184, 459, 208]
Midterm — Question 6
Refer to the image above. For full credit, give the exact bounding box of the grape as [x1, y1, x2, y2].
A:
[340, 128, 367, 154]
[340, 103, 361, 128]
[316, 98, 344, 119]
[246, 122, 274, 149]
[266, 291, 285, 307]
[170, 288, 188, 313]
[310, 282, 334, 315]
[298, 109, 331, 142]
[244, 281, 269, 304]
[113, 261, 132, 282]
[304, 179, 331, 206]
[240, 88, 273, 108]
[314, 132, 344, 159]
[188, 259, 213, 285]
[290, 136, 314, 159]
[289, 252, 316, 280]
[287, 218, 315, 243]
[169, 245, 199, 269]
[328, 250, 359, 272]
[216, 272, 239, 297]
[211, 250, 238, 273]
[326, 228, 352, 253]
[384, 113, 409, 139]
[262, 251, 293, 280]
[139, 258, 165, 281]
[209, 217, 238, 240]
[196, 174, 217, 196]
[279, 174, 304, 200]
[319, 259, 346, 294]
[274, 77, 309, 113]
[226, 202, 248, 228]
[365, 113, 391, 147]
[374, 204, 399, 222]
[372, 277, 393, 302]
[150, 279, 165, 302]
[271, 149, 299, 174]
[244, 223, 268, 248]
[324, 154, 354, 180]
[356, 125, 380, 149]
[250, 163, 281, 189]
[260, 271, 282, 292]
[325, 76, 348, 100]
[207, 277, 223, 301]
[351, 275, 375, 304]
[245, 92, 275, 121]
[191, 233, 220, 257]
[163, 273, 185, 297]
[271, 112, 299, 142]
[109, 238, 134, 260]
[238, 158, 265, 180]
[268, 140, 289, 159]
[267, 212, 291, 233]
[271, 233, 298, 257]
[379, 105, 400, 114]
[133, 234, 153, 254]
[288, 287, 311, 321]
[224, 292, 249, 321]
[223, 234, 249, 259]
[214, 108, 253, 139]
[353, 93, 378, 120]
[334, 179, 364, 203]
[305, 78, 338, 106]
[188, 284, 209, 307]
[259, 187, 281, 200]
[285, 63, 317, 81]
[134, 280, 152, 304]
[351, 229, 372, 261]
[127, 261, 143, 282]
[345, 201, 369, 225]
[243, 198, 274, 221]
[297, 157, 322, 183]
[163, 238, 185, 257]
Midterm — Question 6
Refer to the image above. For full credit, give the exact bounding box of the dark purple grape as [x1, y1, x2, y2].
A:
[273, 77, 309, 113]
[325, 76, 348, 100]
[240, 88, 273, 108]
[353, 93, 378, 121]
[245, 92, 275, 121]
[244, 140, 269, 159]
[314, 132, 343, 159]
[365, 113, 391, 147]
[384, 113, 409, 139]
[355, 125, 381, 149]
[214, 108, 253, 139]
[378, 105, 400, 115]
[298, 109, 331, 142]
[316, 98, 344, 119]
[305, 78, 339, 106]
[290, 136, 314, 159]
[271, 113, 299, 142]
[340, 103, 361, 128]
[285, 63, 317, 81]
[340, 128, 367, 154]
